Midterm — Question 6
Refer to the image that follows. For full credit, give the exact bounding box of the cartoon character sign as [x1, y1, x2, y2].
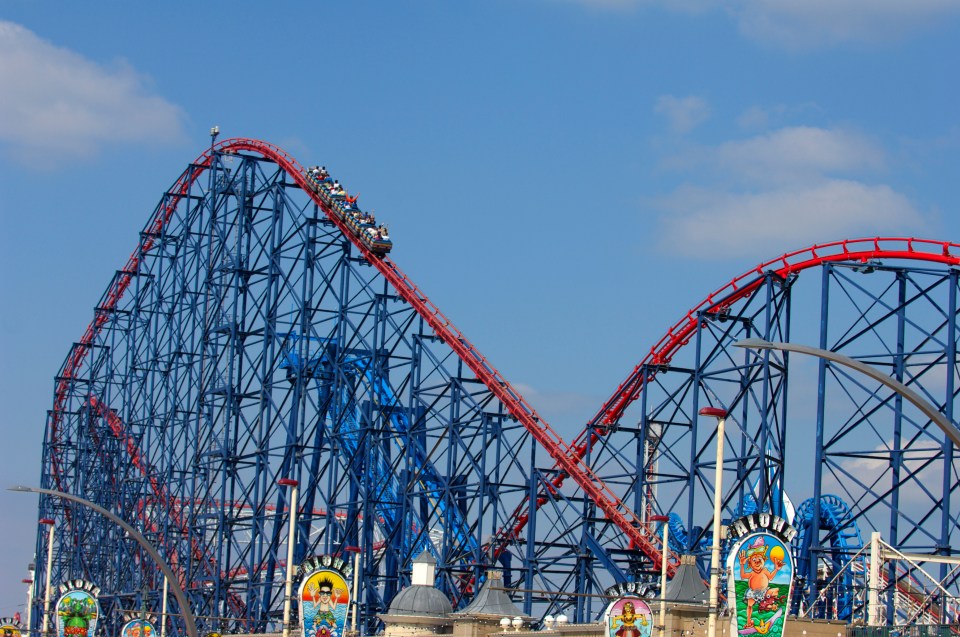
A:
[604, 597, 653, 637]
[299, 567, 350, 637]
[120, 619, 156, 637]
[0, 617, 24, 637]
[727, 532, 793, 637]
[55, 583, 100, 637]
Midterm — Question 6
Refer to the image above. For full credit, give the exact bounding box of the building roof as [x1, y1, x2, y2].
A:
[664, 555, 709, 604]
[387, 584, 453, 617]
[451, 570, 530, 620]
[414, 551, 437, 565]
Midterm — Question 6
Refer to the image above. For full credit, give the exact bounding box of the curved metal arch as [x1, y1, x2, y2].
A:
[733, 338, 960, 447]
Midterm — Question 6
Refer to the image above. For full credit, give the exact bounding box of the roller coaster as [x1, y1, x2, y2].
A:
[32, 138, 960, 635]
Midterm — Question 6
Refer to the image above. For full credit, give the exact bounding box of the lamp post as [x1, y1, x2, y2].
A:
[39, 518, 55, 637]
[343, 545, 361, 636]
[10, 486, 199, 637]
[278, 478, 299, 637]
[160, 575, 170, 637]
[647, 515, 670, 637]
[732, 338, 960, 448]
[698, 406, 728, 637]
[22, 577, 34, 637]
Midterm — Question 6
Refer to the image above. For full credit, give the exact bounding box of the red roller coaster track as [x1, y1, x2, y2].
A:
[48, 138, 960, 583]
[492, 236, 960, 573]
[47, 138, 665, 574]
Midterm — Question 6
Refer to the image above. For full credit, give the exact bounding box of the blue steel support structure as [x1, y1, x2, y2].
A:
[31, 136, 960, 633]
[35, 142, 548, 636]
[563, 249, 960, 624]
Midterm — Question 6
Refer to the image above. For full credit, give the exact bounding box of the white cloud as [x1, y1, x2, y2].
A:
[736, 103, 822, 132]
[0, 21, 186, 166]
[733, 0, 960, 50]
[555, 0, 960, 49]
[656, 179, 922, 258]
[510, 381, 597, 433]
[654, 95, 711, 134]
[819, 437, 954, 526]
[736, 106, 773, 131]
[660, 126, 886, 183]
[651, 125, 926, 258]
[712, 126, 885, 185]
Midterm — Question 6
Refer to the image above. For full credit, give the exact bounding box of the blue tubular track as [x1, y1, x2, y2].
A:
[793, 495, 864, 619]
[362, 368, 479, 560]
[280, 334, 478, 568]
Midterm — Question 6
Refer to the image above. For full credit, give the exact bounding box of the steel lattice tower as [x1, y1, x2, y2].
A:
[33, 139, 960, 633]
[560, 241, 960, 623]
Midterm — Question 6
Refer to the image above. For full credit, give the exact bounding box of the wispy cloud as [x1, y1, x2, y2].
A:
[652, 123, 925, 259]
[656, 180, 921, 258]
[556, 0, 960, 49]
[0, 21, 187, 167]
[654, 95, 711, 134]
[668, 126, 886, 185]
[733, 0, 960, 50]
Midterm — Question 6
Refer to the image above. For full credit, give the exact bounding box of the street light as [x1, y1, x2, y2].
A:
[698, 406, 728, 637]
[647, 515, 670, 637]
[277, 478, 299, 637]
[22, 577, 34, 637]
[342, 545, 362, 636]
[38, 518, 54, 637]
[9, 486, 199, 637]
[732, 338, 960, 448]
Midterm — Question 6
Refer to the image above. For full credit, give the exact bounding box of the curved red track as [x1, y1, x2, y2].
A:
[592, 237, 960, 427]
[50, 140, 960, 578]
[493, 237, 960, 571]
[47, 138, 663, 570]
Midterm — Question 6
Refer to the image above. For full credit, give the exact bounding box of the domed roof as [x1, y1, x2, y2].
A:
[387, 584, 453, 617]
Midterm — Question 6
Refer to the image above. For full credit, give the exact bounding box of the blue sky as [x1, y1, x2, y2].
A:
[1, 0, 958, 616]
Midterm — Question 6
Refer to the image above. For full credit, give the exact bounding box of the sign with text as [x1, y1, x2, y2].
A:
[604, 597, 653, 637]
[298, 556, 352, 637]
[55, 581, 101, 637]
[726, 515, 796, 637]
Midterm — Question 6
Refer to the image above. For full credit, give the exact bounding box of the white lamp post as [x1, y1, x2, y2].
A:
[699, 406, 728, 637]
[645, 515, 670, 637]
[343, 545, 362, 636]
[160, 575, 170, 637]
[39, 518, 55, 637]
[278, 478, 300, 637]
[22, 576, 34, 637]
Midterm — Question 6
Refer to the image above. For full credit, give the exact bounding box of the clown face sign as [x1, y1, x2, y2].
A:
[298, 556, 352, 637]
[727, 519, 795, 637]
[604, 597, 653, 637]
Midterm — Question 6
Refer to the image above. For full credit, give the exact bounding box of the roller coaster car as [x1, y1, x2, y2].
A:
[306, 172, 392, 256]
